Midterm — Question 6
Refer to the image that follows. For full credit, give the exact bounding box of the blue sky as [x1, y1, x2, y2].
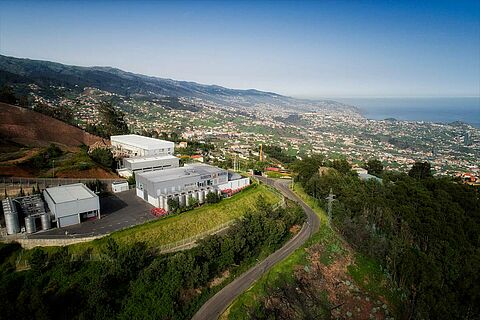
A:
[0, 0, 479, 98]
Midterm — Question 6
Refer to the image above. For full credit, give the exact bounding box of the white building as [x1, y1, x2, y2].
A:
[135, 164, 249, 210]
[111, 181, 129, 193]
[43, 183, 100, 227]
[111, 134, 175, 158]
[117, 155, 180, 178]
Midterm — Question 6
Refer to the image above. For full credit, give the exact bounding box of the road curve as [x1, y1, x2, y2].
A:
[192, 177, 320, 320]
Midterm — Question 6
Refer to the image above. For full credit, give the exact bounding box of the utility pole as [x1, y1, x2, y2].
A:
[325, 188, 335, 225]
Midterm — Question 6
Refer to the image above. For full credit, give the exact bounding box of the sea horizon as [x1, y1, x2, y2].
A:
[332, 97, 480, 128]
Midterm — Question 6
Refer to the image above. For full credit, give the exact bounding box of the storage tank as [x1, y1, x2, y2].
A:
[2, 199, 20, 235]
[40, 213, 51, 230]
[178, 194, 186, 207]
[25, 216, 36, 234]
[198, 190, 205, 204]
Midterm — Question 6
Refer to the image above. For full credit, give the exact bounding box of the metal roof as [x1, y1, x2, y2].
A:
[44, 183, 97, 204]
[137, 164, 226, 183]
[124, 154, 178, 164]
[111, 134, 174, 150]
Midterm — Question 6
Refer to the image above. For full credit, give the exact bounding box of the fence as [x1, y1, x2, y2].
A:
[157, 219, 237, 253]
[0, 177, 127, 199]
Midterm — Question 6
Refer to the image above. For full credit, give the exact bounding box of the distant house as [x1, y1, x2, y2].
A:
[177, 141, 188, 149]
[352, 167, 368, 175]
[191, 155, 204, 163]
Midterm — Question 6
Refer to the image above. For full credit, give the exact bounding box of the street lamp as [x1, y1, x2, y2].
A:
[52, 160, 55, 178]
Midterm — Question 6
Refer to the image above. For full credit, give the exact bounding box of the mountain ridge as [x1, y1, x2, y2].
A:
[0, 54, 358, 113]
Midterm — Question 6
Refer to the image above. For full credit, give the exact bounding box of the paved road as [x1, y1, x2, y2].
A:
[192, 177, 320, 320]
[27, 189, 154, 239]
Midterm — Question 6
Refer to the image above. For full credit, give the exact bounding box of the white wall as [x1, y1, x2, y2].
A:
[55, 197, 99, 219]
[218, 178, 250, 191]
[147, 194, 159, 207]
[112, 182, 129, 193]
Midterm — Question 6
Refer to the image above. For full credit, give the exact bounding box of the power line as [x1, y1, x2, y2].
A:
[325, 188, 335, 225]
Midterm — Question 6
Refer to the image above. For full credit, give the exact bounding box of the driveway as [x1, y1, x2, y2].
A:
[28, 189, 154, 239]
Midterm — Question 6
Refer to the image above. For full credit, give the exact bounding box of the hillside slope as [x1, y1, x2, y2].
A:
[0, 103, 107, 148]
[0, 54, 358, 112]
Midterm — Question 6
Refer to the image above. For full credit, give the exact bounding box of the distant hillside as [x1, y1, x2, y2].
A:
[0, 54, 358, 113]
[0, 103, 107, 148]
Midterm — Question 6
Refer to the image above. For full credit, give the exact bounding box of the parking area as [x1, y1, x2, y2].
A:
[28, 189, 155, 238]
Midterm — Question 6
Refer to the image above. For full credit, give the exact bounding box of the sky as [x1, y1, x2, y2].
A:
[0, 0, 479, 98]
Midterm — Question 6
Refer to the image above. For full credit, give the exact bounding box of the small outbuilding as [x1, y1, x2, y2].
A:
[112, 181, 129, 193]
[43, 183, 100, 228]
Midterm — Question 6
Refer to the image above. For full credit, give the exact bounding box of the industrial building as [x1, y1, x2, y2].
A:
[111, 134, 175, 158]
[117, 154, 180, 178]
[43, 183, 100, 227]
[135, 163, 250, 210]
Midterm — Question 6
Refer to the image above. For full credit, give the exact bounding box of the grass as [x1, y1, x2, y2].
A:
[265, 171, 290, 179]
[69, 183, 280, 254]
[223, 182, 400, 319]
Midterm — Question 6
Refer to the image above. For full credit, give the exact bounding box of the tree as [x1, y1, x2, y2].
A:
[206, 191, 221, 204]
[90, 148, 115, 169]
[408, 161, 432, 179]
[86, 180, 106, 193]
[127, 173, 136, 186]
[167, 198, 180, 212]
[98, 101, 129, 137]
[188, 196, 199, 208]
[290, 154, 325, 183]
[365, 159, 383, 176]
[0, 85, 17, 105]
[330, 158, 352, 174]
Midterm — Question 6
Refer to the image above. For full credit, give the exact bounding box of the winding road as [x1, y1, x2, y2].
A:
[192, 177, 320, 320]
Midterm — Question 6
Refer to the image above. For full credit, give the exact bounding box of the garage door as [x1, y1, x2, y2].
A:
[59, 214, 80, 227]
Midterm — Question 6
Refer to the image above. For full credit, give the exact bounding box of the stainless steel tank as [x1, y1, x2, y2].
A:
[3, 199, 20, 235]
[25, 216, 36, 234]
[40, 213, 51, 230]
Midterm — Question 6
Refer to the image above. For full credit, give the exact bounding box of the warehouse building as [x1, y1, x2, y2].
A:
[117, 154, 180, 178]
[135, 164, 249, 210]
[111, 134, 175, 158]
[43, 183, 100, 227]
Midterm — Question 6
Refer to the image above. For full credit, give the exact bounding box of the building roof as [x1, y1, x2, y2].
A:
[44, 183, 97, 204]
[137, 164, 226, 184]
[358, 173, 383, 183]
[111, 134, 174, 150]
[112, 181, 129, 185]
[124, 154, 178, 164]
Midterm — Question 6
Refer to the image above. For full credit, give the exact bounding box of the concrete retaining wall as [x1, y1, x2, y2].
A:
[3, 235, 105, 249]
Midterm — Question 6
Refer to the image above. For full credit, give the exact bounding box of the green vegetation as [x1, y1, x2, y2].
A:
[71, 184, 279, 253]
[89, 148, 115, 169]
[85, 101, 129, 138]
[0, 195, 304, 320]
[290, 156, 480, 319]
[20, 143, 63, 171]
[263, 145, 296, 164]
[363, 158, 383, 176]
[226, 183, 396, 319]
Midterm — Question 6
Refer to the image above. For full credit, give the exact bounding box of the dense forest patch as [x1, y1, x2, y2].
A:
[0, 195, 304, 319]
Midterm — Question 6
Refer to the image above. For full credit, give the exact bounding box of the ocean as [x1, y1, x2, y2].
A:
[333, 97, 480, 128]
